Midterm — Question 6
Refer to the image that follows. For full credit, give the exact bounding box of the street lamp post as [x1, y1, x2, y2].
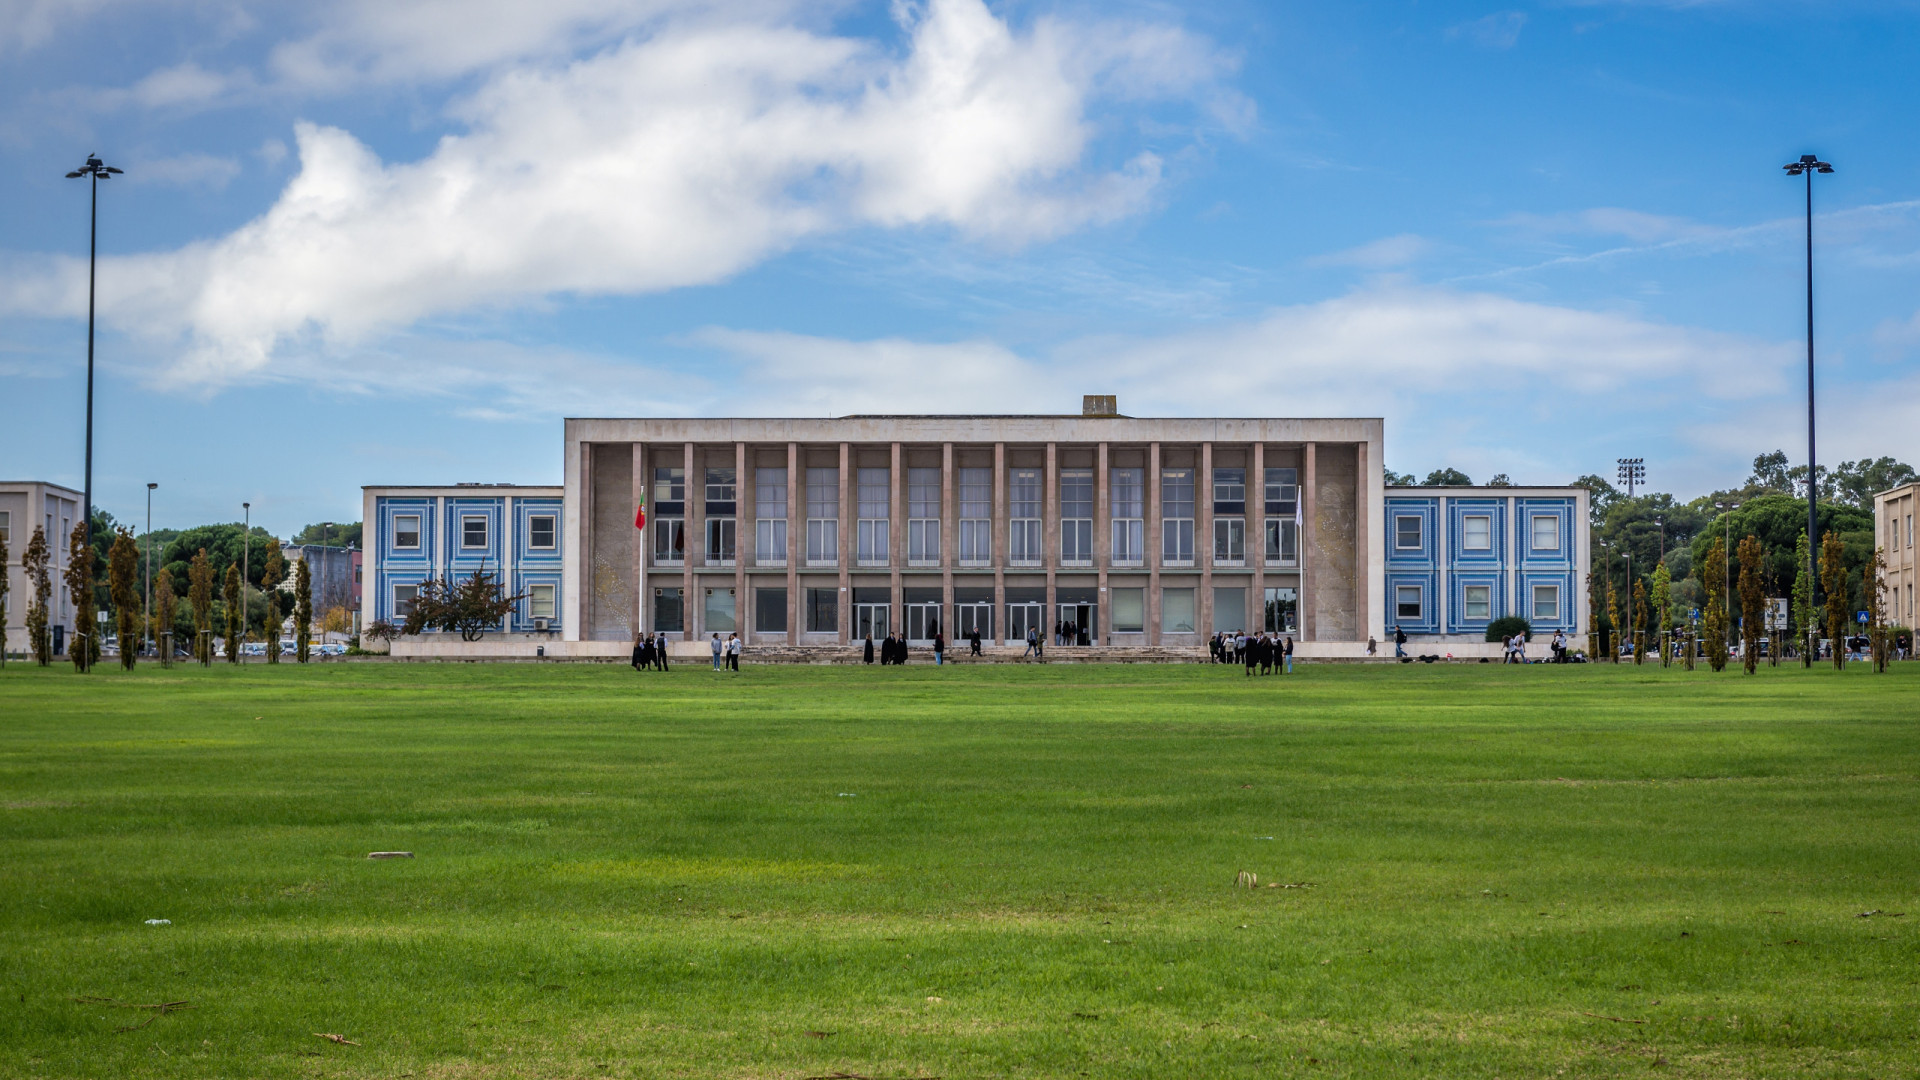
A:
[1784, 153, 1832, 661]
[145, 482, 156, 655]
[1718, 501, 1739, 658]
[63, 155, 122, 575]
[241, 503, 251, 663]
[320, 522, 331, 643]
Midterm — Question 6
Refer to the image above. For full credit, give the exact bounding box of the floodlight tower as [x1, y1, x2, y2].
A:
[64, 154, 123, 564]
[1783, 153, 1832, 646]
[1616, 458, 1645, 499]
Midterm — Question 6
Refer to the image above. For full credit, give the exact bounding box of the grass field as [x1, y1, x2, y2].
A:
[1, 659, 1916, 1079]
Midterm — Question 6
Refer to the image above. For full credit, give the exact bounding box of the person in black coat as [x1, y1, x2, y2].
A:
[631, 638, 646, 670]
[654, 632, 670, 671]
[864, 635, 875, 664]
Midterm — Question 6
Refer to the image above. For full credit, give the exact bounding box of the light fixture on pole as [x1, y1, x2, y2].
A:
[1616, 458, 1645, 499]
[1783, 153, 1832, 654]
[64, 155, 122, 574]
[145, 482, 157, 655]
[242, 502, 251, 663]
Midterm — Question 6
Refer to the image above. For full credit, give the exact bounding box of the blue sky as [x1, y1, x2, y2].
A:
[2, 0, 1918, 537]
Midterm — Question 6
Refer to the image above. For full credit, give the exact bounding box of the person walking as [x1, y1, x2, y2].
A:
[933, 630, 945, 666]
[631, 636, 646, 671]
[864, 634, 875, 664]
[1393, 624, 1407, 659]
[1023, 625, 1038, 660]
[710, 632, 723, 671]
[969, 626, 982, 657]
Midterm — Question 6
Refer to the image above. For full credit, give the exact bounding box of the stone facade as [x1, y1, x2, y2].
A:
[1876, 482, 1918, 629]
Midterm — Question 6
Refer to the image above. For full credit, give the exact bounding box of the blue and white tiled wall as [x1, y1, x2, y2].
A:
[371, 494, 564, 633]
[1385, 493, 1578, 638]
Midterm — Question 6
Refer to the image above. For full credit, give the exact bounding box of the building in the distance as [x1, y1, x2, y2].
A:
[0, 480, 83, 657]
[279, 543, 358, 624]
[361, 399, 1590, 658]
[1875, 481, 1917, 629]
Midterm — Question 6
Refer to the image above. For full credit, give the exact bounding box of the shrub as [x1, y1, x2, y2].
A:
[1485, 616, 1531, 643]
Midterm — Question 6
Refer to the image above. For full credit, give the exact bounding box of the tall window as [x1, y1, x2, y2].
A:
[1263, 468, 1297, 566]
[908, 467, 940, 564]
[1463, 584, 1492, 619]
[705, 518, 735, 564]
[1111, 467, 1143, 564]
[393, 514, 421, 550]
[755, 467, 787, 564]
[528, 515, 556, 549]
[1395, 585, 1422, 621]
[461, 515, 488, 549]
[1395, 515, 1422, 550]
[1530, 514, 1559, 551]
[528, 584, 556, 620]
[704, 466, 736, 564]
[958, 467, 991, 564]
[653, 467, 686, 564]
[1532, 584, 1559, 621]
[1264, 518, 1297, 563]
[1213, 468, 1246, 513]
[1009, 468, 1041, 565]
[806, 468, 838, 564]
[857, 467, 889, 565]
[1060, 470, 1092, 564]
[1214, 518, 1245, 564]
[0, 510, 10, 544]
[1162, 468, 1195, 564]
[1463, 515, 1492, 551]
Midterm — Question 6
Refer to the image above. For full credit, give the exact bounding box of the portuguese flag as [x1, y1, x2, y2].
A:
[633, 493, 647, 530]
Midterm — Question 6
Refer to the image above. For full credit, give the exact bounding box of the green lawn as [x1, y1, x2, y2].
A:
[1, 659, 1916, 1079]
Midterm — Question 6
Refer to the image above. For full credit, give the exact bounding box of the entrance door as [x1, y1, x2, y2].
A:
[1007, 602, 1043, 645]
[906, 602, 941, 644]
[855, 603, 889, 641]
[1057, 603, 1097, 645]
[955, 602, 992, 641]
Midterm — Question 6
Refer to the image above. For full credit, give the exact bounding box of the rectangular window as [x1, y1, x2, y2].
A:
[1463, 515, 1492, 551]
[755, 587, 787, 633]
[704, 467, 736, 515]
[1533, 584, 1560, 621]
[806, 467, 838, 564]
[1213, 518, 1245, 564]
[958, 467, 991, 564]
[1162, 587, 1195, 633]
[1263, 468, 1299, 515]
[1213, 586, 1246, 634]
[528, 514, 556, 549]
[1010, 468, 1041, 564]
[1111, 467, 1143, 564]
[1464, 584, 1492, 620]
[461, 515, 488, 549]
[806, 587, 838, 633]
[756, 467, 787, 520]
[1263, 587, 1298, 633]
[755, 519, 787, 564]
[1395, 514, 1422, 550]
[1061, 469, 1092, 564]
[653, 587, 683, 632]
[705, 517, 736, 563]
[907, 468, 940, 564]
[858, 467, 890, 565]
[528, 583, 556, 619]
[653, 518, 686, 563]
[703, 587, 736, 633]
[908, 518, 939, 564]
[1212, 468, 1246, 514]
[1530, 514, 1559, 551]
[653, 467, 686, 511]
[1111, 587, 1145, 632]
[393, 584, 418, 618]
[1396, 584, 1421, 621]
[0, 510, 10, 544]
[394, 515, 421, 550]
[858, 518, 889, 564]
[1162, 469, 1194, 563]
[1264, 518, 1298, 563]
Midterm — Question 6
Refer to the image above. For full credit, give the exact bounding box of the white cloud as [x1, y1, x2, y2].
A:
[1492, 207, 1725, 244]
[1446, 11, 1528, 49]
[1307, 233, 1431, 269]
[133, 151, 242, 188]
[4, 0, 1233, 384]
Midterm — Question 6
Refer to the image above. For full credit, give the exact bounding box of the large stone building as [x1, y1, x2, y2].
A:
[1876, 481, 1918, 629]
[365, 399, 1591, 658]
[0, 480, 84, 658]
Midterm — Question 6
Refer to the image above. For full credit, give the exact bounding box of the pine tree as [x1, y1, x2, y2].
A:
[1605, 574, 1621, 663]
[223, 564, 242, 663]
[1701, 536, 1728, 672]
[24, 526, 51, 666]
[1820, 530, 1848, 670]
[189, 548, 215, 666]
[260, 545, 285, 665]
[295, 557, 312, 663]
[154, 566, 177, 667]
[1867, 546, 1890, 673]
[1631, 579, 1648, 665]
[109, 528, 140, 671]
[1738, 535, 1765, 675]
[63, 520, 96, 673]
[1651, 562, 1672, 668]
[1792, 532, 1814, 668]
[1585, 573, 1599, 660]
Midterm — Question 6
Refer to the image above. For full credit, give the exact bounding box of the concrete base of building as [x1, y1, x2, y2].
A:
[382, 638, 1410, 663]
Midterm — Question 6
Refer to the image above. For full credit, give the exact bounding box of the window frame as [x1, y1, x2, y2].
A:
[1394, 514, 1422, 551]
[460, 514, 489, 550]
[1213, 517, 1245, 564]
[1462, 515, 1493, 552]
[1395, 584, 1422, 621]
[393, 514, 422, 550]
[1532, 583, 1559, 622]
[528, 583, 556, 620]
[1463, 584, 1492, 620]
[1264, 518, 1298, 564]
[1529, 513, 1559, 552]
[393, 583, 419, 619]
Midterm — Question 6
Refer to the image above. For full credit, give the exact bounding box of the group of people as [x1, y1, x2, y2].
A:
[629, 632, 674, 671]
[1210, 631, 1295, 675]
[865, 631, 945, 665]
[1055, 620, 1089, 646]
[709, 632, 742, 671]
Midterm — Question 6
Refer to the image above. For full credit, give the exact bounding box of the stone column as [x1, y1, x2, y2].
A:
[1096, 441, 1109, 646]
[1044, 441, 1057, 645]
[787, 442, 799, 646]
[1356, 440, 1371, 645]
[993, 442, 1007, 645]
[633, 443, 647, 637]
[735, 441, 748, 642]
[1199, 441, 1214, 638]
[941, 442, 955, 643]
[579, 442, 594, 639]
[890, 441, 904, 637]
[682, 442, 696, 641]
[1251, 441, 1265, 633]
[1147, 441, 1162, 646]
[838, 441, 851, 645]
[1302, 441, 1316, 642]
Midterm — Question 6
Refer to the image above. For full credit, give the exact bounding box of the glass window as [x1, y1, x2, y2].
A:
[806, 587, 838, 633]
[1395, 515, 1421, 550]
[653, 467, 685, 507]
[1396, 585, 1421, 620]
[1010, 468, 1041, 564]
[755, 468, 787, 520]
[653, 518, 686, 562]
[1010, 519, 1041, 563]
[1264, 518, 1297, 563]
[528, 515, 556, 549]
[704, 467, 736, 512]
[1061, 470, 1092, 564]
[528, 584, 556, 619]
[1212, 468, 1246, 513]
[1530, 514, 1559, 551]
[703, 587, 736, 633]
[394, 515, 421, 549]
[958, 467, 992, 563]
[1533, 584, 1559, 621]
[1111, 587, 1144, 632]
[1162, 468, 1194, 518]
[908, 468, 940, 519]
[857, 468, 889, 519]
[705, 517, 735, 563]
[858, 518, 889, 564]
[1263, 468, 1298, 515]
[653, 587, 683, 632]
[1464, 585, 1491, 619]
[1111, 468, 1143, 517]
[461, 515, 488, 549]
[1010, 468, 1041, 518]
[805, 468, 838, 519]
[1263, 587, 1298, 633]
[0, 510, 10, 543]
[1213, 586, 1245, 633]
[1162, 587, 1195, 633]
[393, 584, 418, 617]
[755, 518, 787, 563]
[1213, 518, 1245, 563]
[1463, 515, 1492, 551]
[755, 587, 787, 633]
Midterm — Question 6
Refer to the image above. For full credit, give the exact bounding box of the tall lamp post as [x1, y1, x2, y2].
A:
[242, 502, 251, 662]
[1784, 153, 1832, 658]
[63, 155, 122, 569]
[1718, 501, 1739, 655]
[145, 482, 157, 655]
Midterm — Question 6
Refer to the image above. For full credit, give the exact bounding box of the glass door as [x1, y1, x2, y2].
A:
[1007, 602, 1043, 645]
[1057, 603, 1097, 645]
[855, 603, 889, 641]
[955, 602, 992, 641]
[906, 602, 941, 644]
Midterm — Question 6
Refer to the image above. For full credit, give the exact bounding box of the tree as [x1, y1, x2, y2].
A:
[154, 566, 177, 667]
[363, 620, 399, 648]
[1867, 546, 1890, 674]
[1820, 530, 1848, 670]
[1605, 571, 1621, 663]
[260, 545, 285, 665]
[1701, 536, 1728, 672]
[1383, 468, 1417, 486]
[319, 605, 352, 638]
[159, 523, 285, 599]
[1830, 457, 1917, 515]
[1585, 572, 1600, 660]
[1422, 468, 1472, 487]
[63, 520, 97, 673]
[223, 564, 242, 663]
[0, 527, 7, 667]
[1748, 450, 1794, 496]
[189, 548, 215, 666]
[1651, 562, 1672, 668]
[1570, 475, 1620, 526]
[1792, 532, 1813, 668]
[1486, 473, 1513, 487]
[295, 557, 313, 663]
[109, 528, 140, 671]
[1737, 535, 1765, 675]
[24, 526, 52, 666]
[1632, 578, 1648, 665]
[293, 521, 362, 549]
[401, 570, 526, 642]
